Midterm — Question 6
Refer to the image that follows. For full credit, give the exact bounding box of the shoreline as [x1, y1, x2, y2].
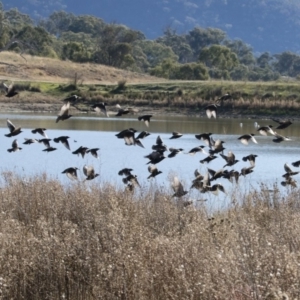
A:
[0, 101, 292, 121]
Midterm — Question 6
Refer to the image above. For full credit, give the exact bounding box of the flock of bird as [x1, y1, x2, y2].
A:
[1, 84, 299, 204]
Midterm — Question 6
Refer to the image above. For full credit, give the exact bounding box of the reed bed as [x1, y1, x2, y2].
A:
[0, 172, 299, 299]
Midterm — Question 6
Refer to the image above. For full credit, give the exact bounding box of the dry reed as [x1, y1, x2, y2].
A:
[0, 172, 299, 299]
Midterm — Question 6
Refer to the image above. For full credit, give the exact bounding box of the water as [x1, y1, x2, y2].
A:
[0, 112, 299, 209]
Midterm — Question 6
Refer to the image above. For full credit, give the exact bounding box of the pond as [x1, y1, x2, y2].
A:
[0, 111, 299, 210]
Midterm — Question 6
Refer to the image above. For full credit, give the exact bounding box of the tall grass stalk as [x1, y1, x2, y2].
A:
[0, 172, 299, 299]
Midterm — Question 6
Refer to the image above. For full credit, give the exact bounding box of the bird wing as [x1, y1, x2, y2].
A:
[284, 163, 293, 174]
[156, 135, 163, 145]
[58, 102, 70, 116]
[83, 165, 94, 177]
[6, 119, 16, 132]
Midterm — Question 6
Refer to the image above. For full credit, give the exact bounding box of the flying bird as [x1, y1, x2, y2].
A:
[53, 136, 70, 150]
[62, 167, 79, 180]
[83, 165, 99, 181]
[271, 118, 292, 130]
[56, 102, 72, 123]
[169, 132, 183, 139]
[91, 103, 109, 117]
[205, 103, 219, 119]
[238, 134, 257, 145]
[3, 82, 18, 97]
[171, 177, 188, 197]
[72, 146, 89, 158]
[5, 119, 22, 137]
[87, 148, 100, 158]
[7, 139, 22, 152]
[31, 128, 48, 138]
[147, 165, 162, 179]
[138, 115, 152, 127]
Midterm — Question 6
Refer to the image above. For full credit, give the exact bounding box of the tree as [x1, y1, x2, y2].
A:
[137, 40, 178, 69]
[187, 27, 226, 58]
[173, 63, 209, 80]
[199, 45, 239, 70]
[223, 39, 255, 66]
[157, 28, 193, 63]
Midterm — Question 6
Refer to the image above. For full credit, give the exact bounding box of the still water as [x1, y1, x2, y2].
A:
[0, 111, 299, 208]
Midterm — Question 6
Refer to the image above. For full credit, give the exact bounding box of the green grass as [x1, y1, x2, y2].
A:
[2, 79, 300, 116]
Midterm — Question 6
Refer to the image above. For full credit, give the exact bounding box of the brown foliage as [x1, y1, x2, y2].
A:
[0, 173, 299, 299]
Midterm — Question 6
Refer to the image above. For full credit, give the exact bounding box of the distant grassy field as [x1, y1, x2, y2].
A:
[1, 51, 300, 117]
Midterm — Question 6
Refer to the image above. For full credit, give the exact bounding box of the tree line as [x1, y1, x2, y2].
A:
[1, 3, 300, 82]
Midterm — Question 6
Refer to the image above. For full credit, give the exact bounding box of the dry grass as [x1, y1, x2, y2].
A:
[0, 51, 162, 85]
[0, 173, 299, 299]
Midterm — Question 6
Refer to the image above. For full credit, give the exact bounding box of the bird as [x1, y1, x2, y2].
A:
[72, 146, 89, 158]
[5, 119, 22, 137]
[271, 118, 292, 129]
[209, 139, 225, 155]
[195, 133, 213, 147]
[87, 148, 100, 158]
[207, 168, 225, 181]
[115, 104, 138, 116]
[122, 174, 140, 187]
[53, 136, 70, 150]
[257, 125, 275, 136]
[38, 138, 52, 148]
[171, 177, 188, 197]
[115, 104, 130, 116]
[138, 115, 152, 127]
[31, 128, 48, 138]
[56, 102, 72, 123]
[205, 103, 219, 119]
[220, 151, 239, 167]
[292, 160, 300, 168]
[152, 135, 168, 152]
[136, 131, 151, 139]
[118, 168, 133, 176]
[200, 155, 217, 164]
[242, 154, 258, 167]
[116, 128, 143, 147]
[3, 82, 18, 97]
[168, 148, 184, 158]
[187, 146, 206, 155]
[147, 165, 162, 179]
[282, 163, 299, 178]
[23, 138, 38, 145]
[218, 93, 231, 101]
[208, 183, 226, 196]
[62, 167, 79, 180]
[238, 134, 257, 145]
[7, 139, 22, 152]
[281, 176, 297, 188]
[83, 165, 99, 181]
[91, 103, 109, 117]
[241, 166, 254, 176]
[63, 95, 80, 102]
[145, 151, 165, 165]
[43, 146, 57, 152]
[272, 132, 291, 143]
[169, 132, 183, 139]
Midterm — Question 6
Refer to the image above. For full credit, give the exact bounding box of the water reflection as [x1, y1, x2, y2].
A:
[0, 112, 299, 210]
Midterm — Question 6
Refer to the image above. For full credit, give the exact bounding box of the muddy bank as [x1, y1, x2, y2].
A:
[0, 101, 292, 121]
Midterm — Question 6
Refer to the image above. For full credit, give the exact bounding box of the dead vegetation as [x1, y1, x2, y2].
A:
[0, 172, 299, 299]
[0, 51, 161, 85]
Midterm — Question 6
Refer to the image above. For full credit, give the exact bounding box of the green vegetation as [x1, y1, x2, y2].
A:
[0, 173, 299, 299]
[0, 3, 300, 81]
[8, 78, 300, 116]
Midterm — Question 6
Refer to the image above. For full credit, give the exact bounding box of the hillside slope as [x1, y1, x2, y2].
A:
[0, 52, 162, 85]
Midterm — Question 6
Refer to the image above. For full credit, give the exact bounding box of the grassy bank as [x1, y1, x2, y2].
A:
[0, 173, 299, 299]
[1, 52, 300, 116]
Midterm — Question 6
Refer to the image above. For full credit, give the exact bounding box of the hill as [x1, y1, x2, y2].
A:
[4, 0, 300, 53]
[0, 51, 162, 84]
